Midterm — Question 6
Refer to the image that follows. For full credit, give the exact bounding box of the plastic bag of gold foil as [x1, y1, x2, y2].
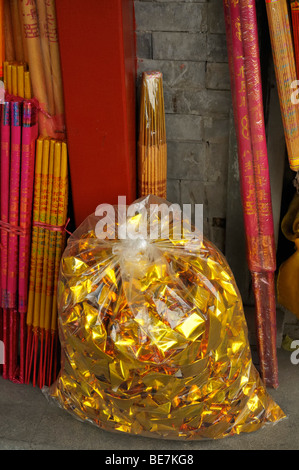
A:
[46, 196, 285, 440]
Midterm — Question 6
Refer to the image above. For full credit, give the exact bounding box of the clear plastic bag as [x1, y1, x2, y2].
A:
[46, 196, 285, 440]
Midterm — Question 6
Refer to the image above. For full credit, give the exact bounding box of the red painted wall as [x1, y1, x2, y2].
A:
[56, 0, 137, 227]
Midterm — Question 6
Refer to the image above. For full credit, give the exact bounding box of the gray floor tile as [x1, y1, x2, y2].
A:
[0, 348, 298, 450]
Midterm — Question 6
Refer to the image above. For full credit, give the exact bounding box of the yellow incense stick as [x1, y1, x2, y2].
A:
[27, 138, 44, 328]
[45, 141, 61, 333]
[3, 60, 8, 89]
[37, 138, 53, 386]
[51, 141, 68, 332]
[24, 70, 32, 99]
[40, 139, 55, 329]
[12, 64, 18, 95]
[4, 60, 28, 98]
[17, 63, 24, 98]
[32, 138, 50, 331]
[7, 63, 12, 94]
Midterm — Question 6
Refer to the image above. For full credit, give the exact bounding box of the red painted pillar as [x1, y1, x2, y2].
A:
[56, 0, 137, 227]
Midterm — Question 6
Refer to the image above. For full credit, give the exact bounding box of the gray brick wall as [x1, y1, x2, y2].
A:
[135, 0, 231, 252]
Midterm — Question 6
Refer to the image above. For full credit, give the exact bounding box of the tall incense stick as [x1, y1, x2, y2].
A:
[224, 0, 279, 388]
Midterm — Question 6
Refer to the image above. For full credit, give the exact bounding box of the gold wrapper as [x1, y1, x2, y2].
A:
[47, 196, 285, 440]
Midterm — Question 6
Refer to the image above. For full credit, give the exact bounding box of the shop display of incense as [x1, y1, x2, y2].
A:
[224, 0, 279, 388]
[25, 137, 68, 388]
[0, 0, 290, 408]
[138, 71, 167, 199]
[266, 0, 299, 172]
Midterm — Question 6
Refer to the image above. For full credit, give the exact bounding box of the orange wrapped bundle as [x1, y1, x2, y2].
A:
[46, 196, 285, 440]
[138, 72, 167, 199]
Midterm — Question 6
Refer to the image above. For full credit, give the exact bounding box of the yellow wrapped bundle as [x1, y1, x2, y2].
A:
[47, 196, 285, 440]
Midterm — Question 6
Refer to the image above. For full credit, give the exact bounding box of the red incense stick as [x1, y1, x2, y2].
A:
[8, 100, 22, 381]
[224, 0, 279, 388]
[239, 0, 278, 389]
[1, 102, 11, 380]
[19, 101, 38, 383]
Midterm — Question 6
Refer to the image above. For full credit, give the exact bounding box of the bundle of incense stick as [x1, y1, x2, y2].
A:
[3, 61, 32, 99]
[223, 0, 279, 388]
[19, 0, 65, 139]
[0, 99, 38, 383]
[265, 0, 299, 172]
[25, 137, 68, 388]
[138, 71, 167, 199]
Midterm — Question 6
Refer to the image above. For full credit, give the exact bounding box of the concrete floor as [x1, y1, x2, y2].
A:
[0, 348, 298, 451]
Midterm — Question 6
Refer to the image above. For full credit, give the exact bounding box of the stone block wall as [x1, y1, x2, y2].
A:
[134, 0, 231, 252]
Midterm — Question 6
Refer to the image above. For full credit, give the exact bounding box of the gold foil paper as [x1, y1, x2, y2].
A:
[47, 196, 285, 440]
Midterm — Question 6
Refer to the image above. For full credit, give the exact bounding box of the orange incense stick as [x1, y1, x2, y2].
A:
[20, 0, 51, 136]
[10, 0, 24, 62]
[45, 0, 65, 137]
[36, 0, 55, 116]
[138, 72, 167, 199]
[4, 0, 15, 62]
